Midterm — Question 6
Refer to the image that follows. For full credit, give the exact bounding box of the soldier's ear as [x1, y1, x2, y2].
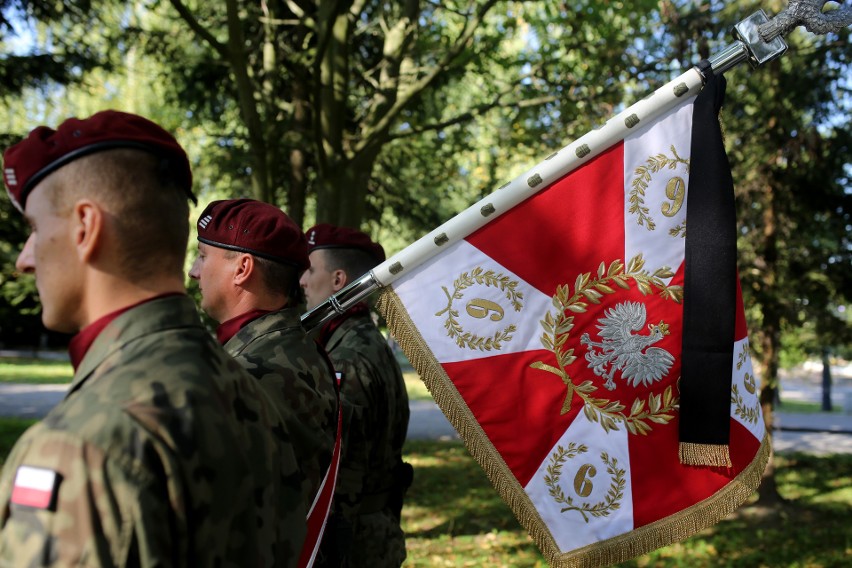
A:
[72, 199, 104, 264]
[233, 253, 254, 286]
[331, 269, 348, 292]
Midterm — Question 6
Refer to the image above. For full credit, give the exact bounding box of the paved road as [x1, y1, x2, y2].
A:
[2, 381, 851, 455]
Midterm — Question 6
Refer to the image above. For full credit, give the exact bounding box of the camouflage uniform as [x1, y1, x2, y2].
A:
[223, 307, 338, 510]
[0, 295, 306, 567]
[320, 311, 410, 568]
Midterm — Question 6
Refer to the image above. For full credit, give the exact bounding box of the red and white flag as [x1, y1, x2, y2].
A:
[378, 73, 769, 565]
[11, 465, 60, 510]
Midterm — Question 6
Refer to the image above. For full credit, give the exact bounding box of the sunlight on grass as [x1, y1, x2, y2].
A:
[776, 399, 840, 414]
[0, 357, 73, 384]
[401, 441, 852, 567]
[404, 371, 434, 402]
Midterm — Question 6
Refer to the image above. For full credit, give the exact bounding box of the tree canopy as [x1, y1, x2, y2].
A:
[0, 0, 848, 377]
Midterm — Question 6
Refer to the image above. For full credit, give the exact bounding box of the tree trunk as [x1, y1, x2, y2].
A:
[315, 160, 371, 228]
[821, 347, 833, 412]
[288, 74, 310, 226]
[756, 182, 784, 505]
[224, 0, 270, 202]
[756, 313, 785, 505]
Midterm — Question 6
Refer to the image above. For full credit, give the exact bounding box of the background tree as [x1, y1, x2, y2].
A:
[658, 0, 851, 503]
[110, 0, 659, 229]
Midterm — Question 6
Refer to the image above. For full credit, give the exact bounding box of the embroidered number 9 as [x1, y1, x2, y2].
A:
[466, 299, 505, 321]
[662, 177, 686, 217]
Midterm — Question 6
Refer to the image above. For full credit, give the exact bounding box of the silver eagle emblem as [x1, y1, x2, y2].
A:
[580, 301, 675, 391]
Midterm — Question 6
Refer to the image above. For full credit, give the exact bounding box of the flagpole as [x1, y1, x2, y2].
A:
[301, 1, 842, 332]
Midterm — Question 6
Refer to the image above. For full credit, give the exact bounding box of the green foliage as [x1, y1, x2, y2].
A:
[658, 1, 852, 395]
[0, 0, 848, 378]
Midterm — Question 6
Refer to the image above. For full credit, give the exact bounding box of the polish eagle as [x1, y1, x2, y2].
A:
[580, 301, 674, 391]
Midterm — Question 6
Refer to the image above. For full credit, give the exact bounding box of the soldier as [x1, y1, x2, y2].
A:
[300, 224, 411, 568]
[189, 198, 338, 513]
[0, 111, 306, 567]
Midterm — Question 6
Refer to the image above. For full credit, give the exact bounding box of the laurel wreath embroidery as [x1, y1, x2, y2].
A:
[736, 343, 750, 370]
[731, 382, 760, 424]
[530, 254, 681, 434]
[544, 444, 625, 522]
[670, 222, 686, 238]
[435, 267, 524, 351]
[732, 344, 759, 424]
[629, 145, 689, 231]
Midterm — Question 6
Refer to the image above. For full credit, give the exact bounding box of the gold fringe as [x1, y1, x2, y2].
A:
[377, 287, 771, 568]
[679, 442, 733, 468]
[375, 288, 562, 560]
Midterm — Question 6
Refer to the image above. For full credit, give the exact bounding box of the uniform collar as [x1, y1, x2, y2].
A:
[318, 302, 369, 347]
[216, 309, 273, 344]
[70, 294, 201, 397]
[68, 292, 183, 370]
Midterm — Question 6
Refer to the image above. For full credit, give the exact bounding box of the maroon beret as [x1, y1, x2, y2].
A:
[2, 110, 194, 211]
[197, 199, 309, 270]
[305, 223, 385, 263]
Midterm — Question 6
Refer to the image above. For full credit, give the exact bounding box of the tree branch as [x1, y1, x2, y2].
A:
[168, 0, 229, 59]
[386, 94, 558, 141]
[355, 0, 502, 153]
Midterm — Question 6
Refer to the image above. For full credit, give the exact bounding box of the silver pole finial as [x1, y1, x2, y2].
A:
[759, 0, 852, 41]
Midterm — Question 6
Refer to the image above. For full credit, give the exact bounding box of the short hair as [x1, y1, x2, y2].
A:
[223, 250, 304, 306]
[47, 148, 190, 281]
[322, 247, 378, 283]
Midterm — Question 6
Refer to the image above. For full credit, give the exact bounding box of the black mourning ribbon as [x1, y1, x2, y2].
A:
[679, 66, 737, 462]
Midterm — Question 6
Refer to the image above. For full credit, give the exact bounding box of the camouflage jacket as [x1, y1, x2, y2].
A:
[323, 312, 409, 518]
[224, 308, 338, 510]
[0, 295, 306, 568]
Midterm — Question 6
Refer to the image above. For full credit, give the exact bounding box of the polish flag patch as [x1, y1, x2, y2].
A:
[11, 466, 60, 510]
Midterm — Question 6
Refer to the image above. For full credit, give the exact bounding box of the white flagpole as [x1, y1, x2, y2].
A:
[302, 2, 845, 332]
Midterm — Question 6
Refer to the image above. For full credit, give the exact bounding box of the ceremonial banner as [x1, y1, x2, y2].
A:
[377, 74, 769, 566]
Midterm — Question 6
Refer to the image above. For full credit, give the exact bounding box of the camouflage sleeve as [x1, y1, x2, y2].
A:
[332, 357, 369, 518]
[0, 427, 176, 567]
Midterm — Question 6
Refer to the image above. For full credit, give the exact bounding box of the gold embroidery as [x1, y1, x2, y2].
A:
[669, 221, 686, 238]
[435, 267, 524, 352]
[736, 342, 751, 370]
[629, 145, 689, 231]
[743, 371, 756, 395]
[530, 255, 681, 434]
[732, 342, 759, 423]
[545, 444, 626, 522]
[376, 288, 772, 566]
[574, 464, 596, 497]
[731, 383, 760, 424]
[465, 299, 505, 321]
[661, 177, 686, 217]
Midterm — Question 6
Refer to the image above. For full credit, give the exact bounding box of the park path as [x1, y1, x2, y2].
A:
[2, 380, 852, 455]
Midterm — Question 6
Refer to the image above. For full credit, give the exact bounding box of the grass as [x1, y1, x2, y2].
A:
[0, 357, 72, 384]
[776, 399, 841, 414]
[0, 417, 36, 468]
[401, 439, 852, 567]
[404, 371, 434, 402]
[0, 421, 848, 566]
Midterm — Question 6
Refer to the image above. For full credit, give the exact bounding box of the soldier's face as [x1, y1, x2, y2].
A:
[299, 249, 339, 310]
[188, 242, 237, 322]
[16, 175, 85, 334]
